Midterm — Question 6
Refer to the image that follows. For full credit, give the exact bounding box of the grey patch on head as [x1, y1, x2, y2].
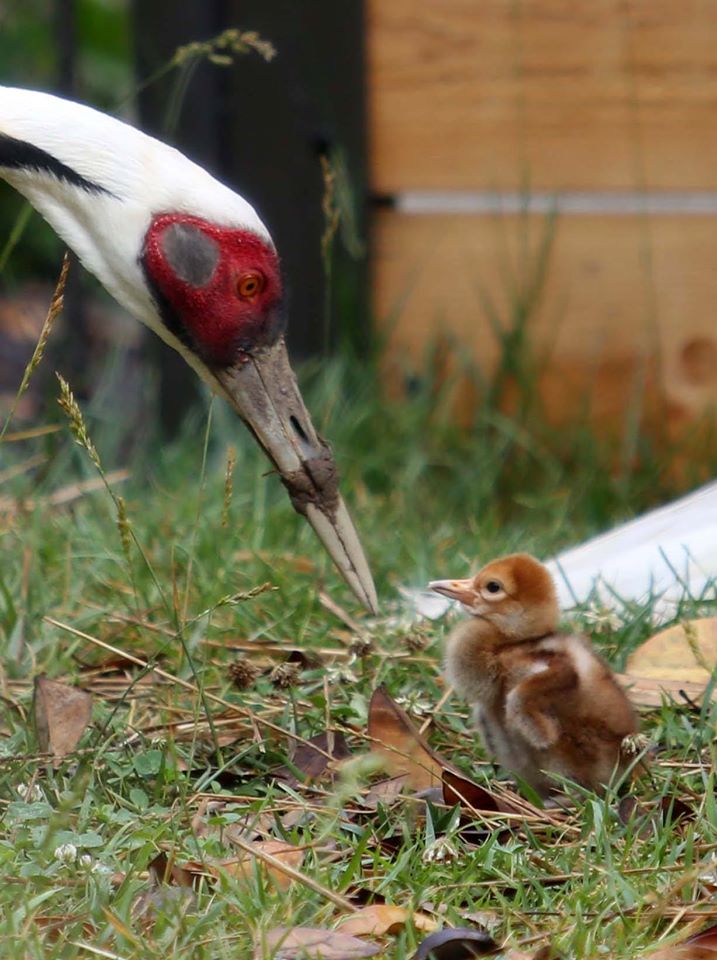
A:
[161, 222, 219, 287]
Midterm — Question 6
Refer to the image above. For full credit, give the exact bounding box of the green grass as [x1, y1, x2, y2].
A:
[1, 351, 717, 959]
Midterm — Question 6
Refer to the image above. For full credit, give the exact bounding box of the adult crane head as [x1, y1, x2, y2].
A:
[0, 86, 377, 613]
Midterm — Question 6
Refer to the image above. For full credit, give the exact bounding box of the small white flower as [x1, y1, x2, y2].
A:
[395, 693, 433, 717]
[621, 732, 652, 757]
[325, 664, 358, 684]
[580, 602, 623, 633]
[54, 843, 78, 863]
[17, 782, 43, 802]
[423, 837, 459, 864]
[79, 854, 93, 868]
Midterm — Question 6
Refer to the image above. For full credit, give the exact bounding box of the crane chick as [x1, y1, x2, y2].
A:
[430, 553, 638, 798]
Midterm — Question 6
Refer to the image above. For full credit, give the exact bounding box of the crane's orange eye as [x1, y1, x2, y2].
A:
[237, 272, 264, 299]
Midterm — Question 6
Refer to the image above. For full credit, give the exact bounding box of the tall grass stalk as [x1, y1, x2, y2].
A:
[0, 253, 69, 443]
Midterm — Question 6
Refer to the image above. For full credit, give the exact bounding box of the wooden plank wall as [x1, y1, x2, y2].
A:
[366, 0, 717, 433]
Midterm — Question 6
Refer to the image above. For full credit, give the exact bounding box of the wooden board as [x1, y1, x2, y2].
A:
[374, 210, 717, 429]
[367, 0, 717, 191]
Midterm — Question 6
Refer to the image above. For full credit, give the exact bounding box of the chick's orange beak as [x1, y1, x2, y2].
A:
[429, 578, 477, 605]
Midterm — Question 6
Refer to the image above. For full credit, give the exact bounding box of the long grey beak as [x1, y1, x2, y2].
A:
[214, 337, 378, 614]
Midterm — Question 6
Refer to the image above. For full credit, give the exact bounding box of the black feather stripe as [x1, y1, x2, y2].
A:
[0, 132, 114, 196]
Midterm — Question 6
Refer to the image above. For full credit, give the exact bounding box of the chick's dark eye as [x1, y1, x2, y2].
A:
[485, 580, 502, 594]
[237, 272, 264, 299]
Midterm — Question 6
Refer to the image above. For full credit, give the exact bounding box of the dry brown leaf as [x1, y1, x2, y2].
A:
[34, 675, 92, 765]
[458, 911, 500, 932]
[277, 731, 352, 785]
[190, 798, 226, 838]
[220, 840, 304, 890]
[618, 794, 695, 834]
[442, 769, 527, 817]
[368, 686, 445, 791]
[131, 854, 198, 924]
[279, 807, 310, 831]
[254, 926, 382, 959]
[441, 770, 553, 844]
[647, 921, 717, 958]
[148, 851, 196, 888]
[364, 775, 409, 809]
[143, 844, 305, 895]
[412, 927, 498, 959]
[220, 810, 276, 846]
[137, 844, 305, 896]
[338, 904, 438, 937]
[626, 617, 717, 696]
[442, 770, 500, 813]
[616, 672, 714, 708]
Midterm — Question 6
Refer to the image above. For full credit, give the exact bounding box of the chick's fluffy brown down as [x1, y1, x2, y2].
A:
[435, 553, 638, 798]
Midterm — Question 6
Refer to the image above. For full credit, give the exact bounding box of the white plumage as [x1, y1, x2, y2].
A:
[0, 86, 270, 384]
[546, 479, 717, 618]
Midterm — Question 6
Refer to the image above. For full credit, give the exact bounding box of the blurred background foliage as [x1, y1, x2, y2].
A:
[0, 0, 132, 279]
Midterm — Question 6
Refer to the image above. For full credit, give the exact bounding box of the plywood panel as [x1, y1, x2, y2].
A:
[374, 210, 717, 428]
[367, 0, 717, 191]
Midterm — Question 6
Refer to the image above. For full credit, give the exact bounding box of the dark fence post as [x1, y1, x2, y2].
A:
[53, 0, 90, 399]
[221, 0, 369, 358]
[130, 0, 227, 432]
